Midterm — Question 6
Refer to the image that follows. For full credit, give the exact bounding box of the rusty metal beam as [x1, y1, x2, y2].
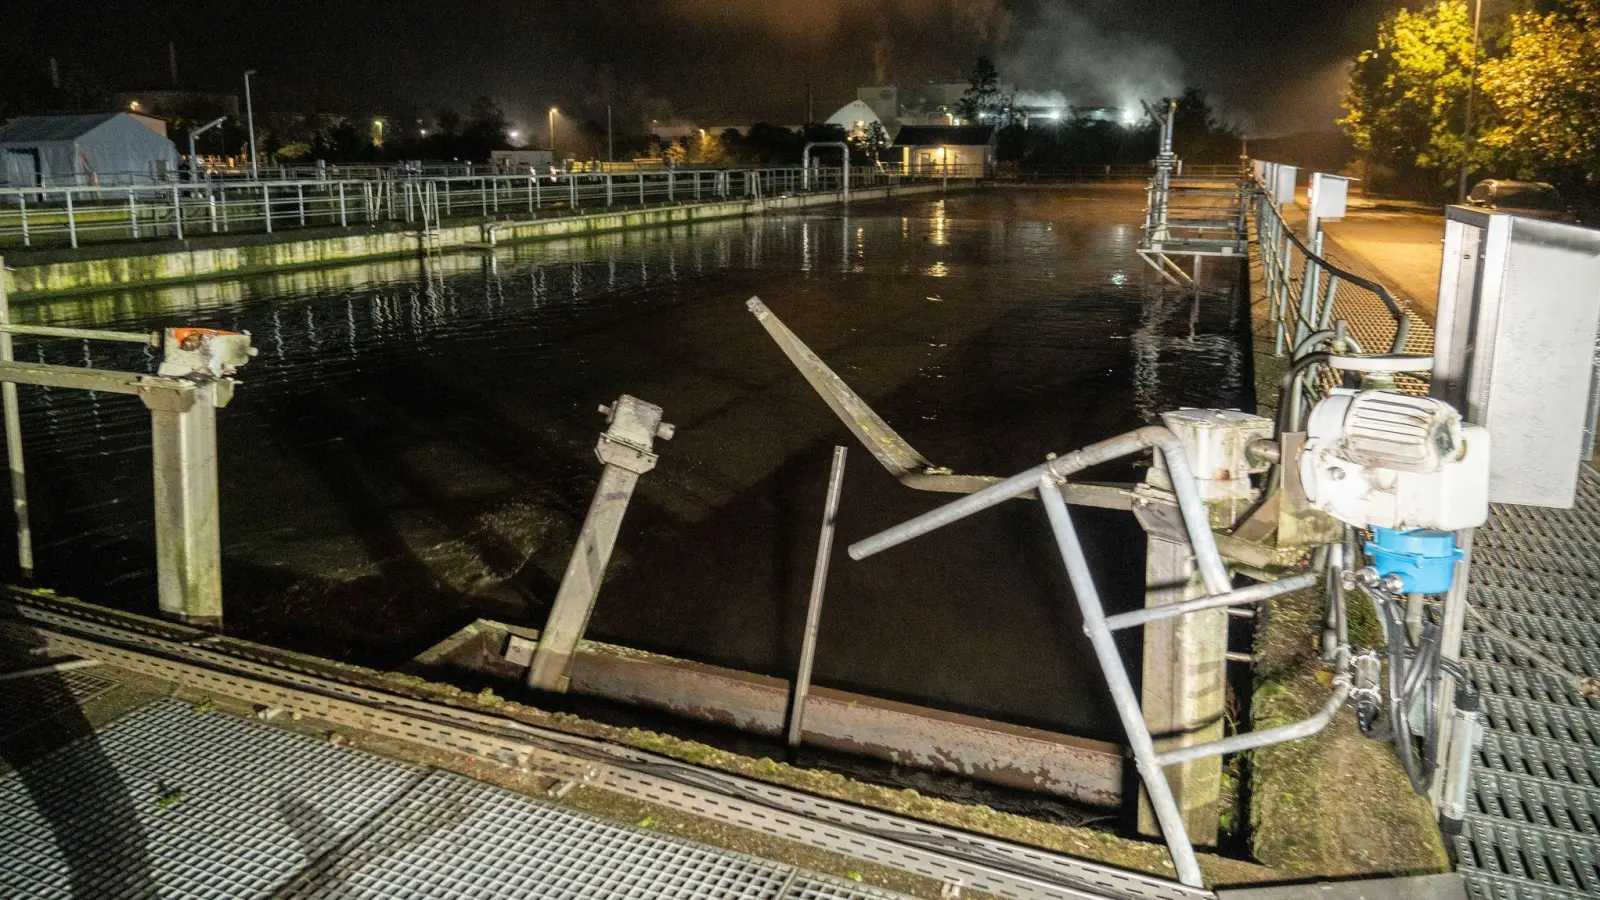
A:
[477, 622, 1123, 806]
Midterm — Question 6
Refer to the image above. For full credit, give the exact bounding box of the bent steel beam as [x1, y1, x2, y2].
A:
[527, 395, 673, 692]
[745, 297, 1137, 510]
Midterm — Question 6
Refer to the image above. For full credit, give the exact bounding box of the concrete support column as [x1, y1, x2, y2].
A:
[141, 380, 225, 626]
[1133, 409, 1272, 847]
[1137, 534, 1224, 845]
[527, 395, 673, 692]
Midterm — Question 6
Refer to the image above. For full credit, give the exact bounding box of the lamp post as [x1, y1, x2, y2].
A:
[549, 107, 559, 156]
[243, 69, 259, 180]
[1456, 0, 1483, 204]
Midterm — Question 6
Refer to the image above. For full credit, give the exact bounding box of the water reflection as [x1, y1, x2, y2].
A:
[5, 189, 1251, 739]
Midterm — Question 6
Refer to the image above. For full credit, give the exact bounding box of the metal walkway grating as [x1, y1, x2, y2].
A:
[1457, 466, 1600, 900]
[0, 699, 912, 899]
[278, 769, 908, 900]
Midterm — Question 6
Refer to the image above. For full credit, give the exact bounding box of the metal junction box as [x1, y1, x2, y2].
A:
[1307, 173, 1350, 234]
[1432, 206, 1600, 508]
[1267, 164, 1297, 206]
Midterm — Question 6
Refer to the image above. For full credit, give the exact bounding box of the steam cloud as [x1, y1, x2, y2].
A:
[662, 0, 1012, 54]
[1000, 3, 1183, 109]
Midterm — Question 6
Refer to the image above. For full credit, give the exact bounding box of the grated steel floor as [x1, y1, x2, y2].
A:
[0, 699, 912, 900]
[1455, 467, 1600, 900]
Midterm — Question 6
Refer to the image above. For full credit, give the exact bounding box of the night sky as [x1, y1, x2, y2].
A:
[7, 0, 1388, 135]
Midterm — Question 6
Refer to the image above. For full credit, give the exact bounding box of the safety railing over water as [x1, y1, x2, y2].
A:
[1254, 190, 1412, 359]
[0, 165, 926, 251]
[1251, 178, 1423, 432]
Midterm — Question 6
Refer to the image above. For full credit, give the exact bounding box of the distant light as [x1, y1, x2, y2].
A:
[509, 130, 521, 140]
[419, 128, 428, 136]
[129, 101, 141, 111]
[1122, 110, 1136, 125]
[977, 112, 988, 119]
[1046, 110, 1061, 121]
[550, 107, 559, 114]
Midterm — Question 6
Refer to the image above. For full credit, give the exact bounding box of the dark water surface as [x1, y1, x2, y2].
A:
[10, 186, 1250, 741]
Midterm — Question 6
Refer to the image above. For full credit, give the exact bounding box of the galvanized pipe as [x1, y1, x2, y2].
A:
[1155, 646, 1351, 768]
[0, 324, 157, 345]
[850, 426, 1233, 597]
[1037, 473, 1204, 888]
[0, 657, 101, 681]
[1104, 573, 1316, 631]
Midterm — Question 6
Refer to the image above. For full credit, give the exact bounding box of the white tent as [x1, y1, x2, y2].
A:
[0, 113, 180, 188]
[824, 100, 885, 138]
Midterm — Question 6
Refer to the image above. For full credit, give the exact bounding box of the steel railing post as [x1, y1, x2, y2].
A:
[535, 175, 541, 209]
[65, 188, 78, 249]
[638, 173, 645, 205]
[668, 172, 674, 203]
[142, 380, 226, 625]
[788, 445, 848, 748]
[297, 184, 305, 226]
[1037, 475, 1203, 887]
[262, 183, 272, 234]
[128, 189, 139, 240]
[569, 174, 578, 209]
[0, 261, 33, 577]
[606, 174, 613, 207]
[17, 192, 27, 248]
[338, 182, 347, 227]
[172, 185, 183, 241]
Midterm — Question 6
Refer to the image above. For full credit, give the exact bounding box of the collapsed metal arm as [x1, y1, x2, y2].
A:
[745, 297, 1137, 510]
[849, 424, 1234, 596]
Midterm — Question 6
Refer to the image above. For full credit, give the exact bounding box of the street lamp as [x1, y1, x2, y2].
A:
[243, 69, 259, 180]
[549, 107, 559, 156]
[1457, 0, 1484, 203]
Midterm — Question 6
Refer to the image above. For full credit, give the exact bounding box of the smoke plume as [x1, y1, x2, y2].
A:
[1000, 3, 1183, 108]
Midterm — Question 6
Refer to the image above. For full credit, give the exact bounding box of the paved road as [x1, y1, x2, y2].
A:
[1317, 201, 1446, 323]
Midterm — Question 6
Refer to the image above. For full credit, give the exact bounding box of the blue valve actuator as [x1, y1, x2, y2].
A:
[1366, 527, 1463, 594]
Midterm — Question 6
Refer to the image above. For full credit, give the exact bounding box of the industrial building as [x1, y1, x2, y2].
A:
[891, 124, 997, 176]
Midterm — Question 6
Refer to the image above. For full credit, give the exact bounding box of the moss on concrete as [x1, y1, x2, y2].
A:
[1248, 581, 1448, 877]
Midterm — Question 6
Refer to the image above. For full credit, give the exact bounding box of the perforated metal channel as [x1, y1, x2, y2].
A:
[1456, 466, 1600, 900]
[0, 699, 423, 899]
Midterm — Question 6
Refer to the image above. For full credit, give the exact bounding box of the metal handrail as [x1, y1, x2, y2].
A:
[0, 165, 926, 250]
[850, 435, 1346, 889]
[1252, 185, 1412, 356]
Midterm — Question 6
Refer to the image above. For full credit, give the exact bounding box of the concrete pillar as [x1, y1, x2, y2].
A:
[1134, 409, 1273, 846]
[141, 381, 225, 626]
[1137, 534, 1225, 845]
[527, 395, 673, 692]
